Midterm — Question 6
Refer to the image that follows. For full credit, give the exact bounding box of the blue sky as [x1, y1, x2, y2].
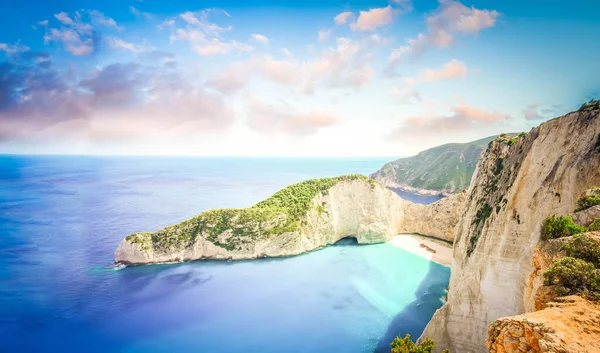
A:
[0, 0, 599, 156]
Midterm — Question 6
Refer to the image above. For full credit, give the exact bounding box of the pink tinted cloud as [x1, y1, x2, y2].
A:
[388, 99, 509, 141]
[334, 11, 354, 25]
[350, 6, 395, 31]
[387, 0, 499, 72]
[246, 98, 341, 136]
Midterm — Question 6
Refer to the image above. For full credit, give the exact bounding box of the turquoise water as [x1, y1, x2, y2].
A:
[0, 156, 450, 353]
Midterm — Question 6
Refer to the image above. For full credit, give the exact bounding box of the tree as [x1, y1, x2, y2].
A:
[390, 334, 449, 353]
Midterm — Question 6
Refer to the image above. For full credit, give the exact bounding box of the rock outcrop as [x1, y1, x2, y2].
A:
[420, 110, 600, 352]
[486, 296, 600, 353]
[115, 175, 465, 265]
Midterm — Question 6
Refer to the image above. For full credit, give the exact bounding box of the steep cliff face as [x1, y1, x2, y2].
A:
[421, 110, 600, 352]
[115, 176, 465, 265]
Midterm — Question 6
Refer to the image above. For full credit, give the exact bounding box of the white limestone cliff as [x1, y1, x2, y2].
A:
[420, 110, 600, 352]
[115, 177, 465, 265]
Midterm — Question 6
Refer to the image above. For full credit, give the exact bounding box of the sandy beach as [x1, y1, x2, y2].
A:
[388, 234, 453, 266]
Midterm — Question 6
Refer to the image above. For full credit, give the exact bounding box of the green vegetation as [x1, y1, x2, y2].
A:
[541, 215, 587, 240]
[390, 334, 449, 353]
[561, 235, 600, 267]
[255, 174, 376, 220]
[127, 174, 379, 252]
[472, 203, 492, 226]
[497, 133, 525, 146]
[575, 192, 600, 212]
[589, 218, 600, 231]
[370, 135, 501, 193]
[543, 232, 600, 300]
[578, 99, 600, 112]
[125, 232, 153, 251]
[466, 203, 493, 256]
[544, 257, 600, 298]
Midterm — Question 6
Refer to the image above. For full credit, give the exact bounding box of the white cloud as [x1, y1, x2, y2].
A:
[246, 97, 341, 136]
[409, 59, 468, 85]
[334, 11, 354, 25]
[129, 6, 152, 19]
[88, 10, 122, 30]
[388, 97, 509, 142]
[44, 10, 117, 56]
[44, 27, 94, 56]
[204, 36, 388, 95]
[522, 103, 562, 121]
[251, 33, 269, 44]
[387, 0, 499, 72]
[391, 87, 422, 103]
[54, 12, 74, 25]
[0, 42, 30, 54]
[170, 9, 255, 56]
[106, 37, 154, 53]
[158, 19, 175, 29]
[318, 29, 331, 43]
[178, 10, 232, 36]
[390, 0, 413, 11]
[350, 6, 395, 32]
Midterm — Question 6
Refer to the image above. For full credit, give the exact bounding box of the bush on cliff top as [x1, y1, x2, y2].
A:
[578, 99, 600, 112]
[541, 215, 587, 240]
[126, 174, 379, 251]
[561, 234, 600, 268]
[589, 218, 600, 232]
[255, 174, 377, 221]
[544, 235, 600, 300]
[390, 334, 449, 353]
[575, 194, 600, 212]
[543, 257, 600, 298]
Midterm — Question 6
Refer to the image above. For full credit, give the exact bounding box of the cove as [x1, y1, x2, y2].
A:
[0, 156, 449, 353]
[1, 241, 450, 353]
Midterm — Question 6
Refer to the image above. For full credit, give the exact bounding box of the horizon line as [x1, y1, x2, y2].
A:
[0, 153, 405, 159]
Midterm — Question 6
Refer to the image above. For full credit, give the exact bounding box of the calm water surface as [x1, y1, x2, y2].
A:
[0, 156, 450, 353]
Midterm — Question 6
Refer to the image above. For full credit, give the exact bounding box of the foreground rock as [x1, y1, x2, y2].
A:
[420, 110, 600, 352]
[487, 296, 600, 353]
[115, 175, 465, 265]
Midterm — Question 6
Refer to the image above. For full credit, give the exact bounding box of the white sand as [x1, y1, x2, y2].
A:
[388, 234, 453, 266]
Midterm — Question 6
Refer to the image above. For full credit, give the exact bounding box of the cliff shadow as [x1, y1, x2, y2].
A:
[373, 260, 450, 353]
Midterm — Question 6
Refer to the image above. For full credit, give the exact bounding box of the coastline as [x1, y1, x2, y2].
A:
[388, 234, 453, 266]
[382, 183, 451, 197]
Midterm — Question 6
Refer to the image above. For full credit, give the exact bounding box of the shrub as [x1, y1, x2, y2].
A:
[578, 99, 600, 112]
[541, 215, 587, 240]
[390, 334, 449, 353]
[543, 257, 600, 297]
[575, 194, 600, 212]
[561, 234, 600, 268]
[589, 218, 600, 231]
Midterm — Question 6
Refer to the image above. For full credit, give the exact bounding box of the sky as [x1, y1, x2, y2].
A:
[0, 0, 599, 157]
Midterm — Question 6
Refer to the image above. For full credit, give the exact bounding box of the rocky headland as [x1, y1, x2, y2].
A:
[420, 108, 600, 352]
[370, 135, 500, 196]
[115, 175, 465, 265]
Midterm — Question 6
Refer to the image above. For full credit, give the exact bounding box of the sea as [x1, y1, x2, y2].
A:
[0, 156, 449, 353]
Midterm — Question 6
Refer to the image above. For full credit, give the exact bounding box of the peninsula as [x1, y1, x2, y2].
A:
[115, 175, 465, 264]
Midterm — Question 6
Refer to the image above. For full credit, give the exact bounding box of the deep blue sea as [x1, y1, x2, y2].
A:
[0, 156, 450, 353]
